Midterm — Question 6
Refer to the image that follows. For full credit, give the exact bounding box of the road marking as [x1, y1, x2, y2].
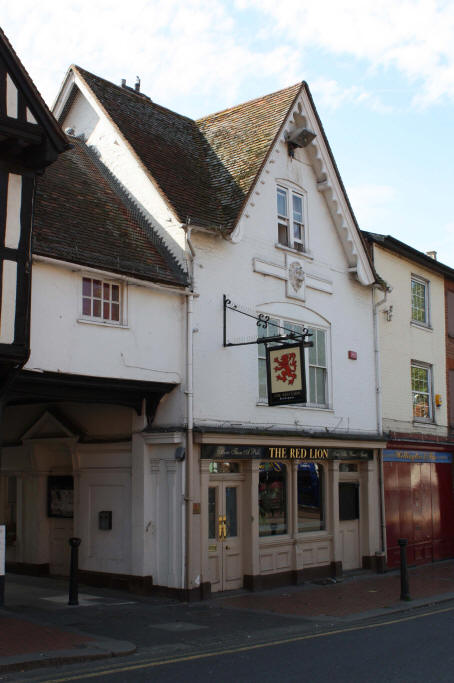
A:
[37, 604, 454, 682]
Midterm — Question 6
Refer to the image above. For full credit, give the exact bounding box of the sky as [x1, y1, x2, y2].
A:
[3, 1, 454, 265]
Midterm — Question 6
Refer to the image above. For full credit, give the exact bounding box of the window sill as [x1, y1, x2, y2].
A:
[259, 535, 292, 546]
[410, 320, 432, 331]
[412, 419, 436, 428]
[77, 318, 129, 329]
[257, 401, 333, 412]
[275, 243, 314, 260]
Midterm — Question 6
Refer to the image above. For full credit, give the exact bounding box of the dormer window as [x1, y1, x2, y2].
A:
[277, 186, 304, 252]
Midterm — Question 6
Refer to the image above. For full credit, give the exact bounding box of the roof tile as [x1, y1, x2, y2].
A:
[33, 137, 188, 286]
[74, 67, 301, 230]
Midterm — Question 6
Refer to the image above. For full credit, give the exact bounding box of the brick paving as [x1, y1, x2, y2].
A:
[1, 562, 454, 672]
[221, 562, 454, 617]
[0, 616, 93, 656]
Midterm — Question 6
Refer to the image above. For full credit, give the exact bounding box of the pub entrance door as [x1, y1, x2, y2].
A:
[207, 480, 243, 592]
[339, 481, 361, 570]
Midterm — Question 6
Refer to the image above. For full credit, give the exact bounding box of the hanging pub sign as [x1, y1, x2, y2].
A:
[266, 343, 306, 406]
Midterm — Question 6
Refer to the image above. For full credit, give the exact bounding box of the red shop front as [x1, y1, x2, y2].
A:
[384, 450, 454, 568]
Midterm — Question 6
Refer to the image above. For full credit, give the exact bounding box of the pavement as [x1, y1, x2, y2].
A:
[1, 561, 454, 675]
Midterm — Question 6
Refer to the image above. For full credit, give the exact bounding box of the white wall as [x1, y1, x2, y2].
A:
[26, 261, 186, 426]
[189, 135, 377, 433]
[77, 444, 132, 575]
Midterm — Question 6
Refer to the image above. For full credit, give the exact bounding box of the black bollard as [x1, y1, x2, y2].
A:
[398, 538, 411, 601]
[68, 537, 81, 606]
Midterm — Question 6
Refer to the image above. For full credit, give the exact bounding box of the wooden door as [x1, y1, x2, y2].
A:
[339, 482, 360, 570]
[208, 481, 242, 592]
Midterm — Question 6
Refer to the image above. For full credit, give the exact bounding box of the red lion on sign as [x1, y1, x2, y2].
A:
[273, 352, 297, 385]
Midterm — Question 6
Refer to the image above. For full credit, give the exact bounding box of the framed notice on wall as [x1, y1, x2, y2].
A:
[47, 476, 74, 518]
[266, 343, 306, 406]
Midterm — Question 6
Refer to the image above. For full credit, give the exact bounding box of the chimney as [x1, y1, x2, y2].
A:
[121, 79, 126, 88]
[135, 76, 141, 92]
[426, 250, 437, 260]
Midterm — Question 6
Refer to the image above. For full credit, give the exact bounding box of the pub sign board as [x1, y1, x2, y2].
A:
[201, 445, 373, 461]
[266, 343, 306, 406]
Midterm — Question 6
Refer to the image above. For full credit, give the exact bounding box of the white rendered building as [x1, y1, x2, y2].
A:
[2, 66, 388, 597]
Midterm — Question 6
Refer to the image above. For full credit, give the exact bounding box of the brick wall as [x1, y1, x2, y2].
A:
[445, 277, 454, 431]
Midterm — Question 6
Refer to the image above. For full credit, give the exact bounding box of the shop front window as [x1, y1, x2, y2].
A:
[297, 463, 324, 532]
[259, 463, 287, 536]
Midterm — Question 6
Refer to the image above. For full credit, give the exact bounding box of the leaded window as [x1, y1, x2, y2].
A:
[411, 277, 429, 325]
[411, 362, 433, 420]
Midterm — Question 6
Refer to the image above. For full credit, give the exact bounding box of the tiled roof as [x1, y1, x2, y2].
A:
[33, 137, 188, 286]
[196, 84, 301, 228]
[73, 67, 301, 231]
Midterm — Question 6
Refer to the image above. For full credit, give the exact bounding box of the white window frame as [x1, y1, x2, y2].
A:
[411, 275, 430, 327]
[276, 185, 306, 253]
[411, 361, 433, 422]
[79, 274, 125, 326]
[258, 317, 329, 408]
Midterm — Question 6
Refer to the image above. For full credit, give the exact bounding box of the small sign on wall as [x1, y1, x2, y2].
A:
[47, 476, 74, 518]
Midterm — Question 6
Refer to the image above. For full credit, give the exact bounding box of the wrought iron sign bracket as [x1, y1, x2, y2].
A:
[223, 295, 313, 348]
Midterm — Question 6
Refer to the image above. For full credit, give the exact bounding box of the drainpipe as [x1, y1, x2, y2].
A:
[373, 282, 390, 555]
[184, 224, 195, 596]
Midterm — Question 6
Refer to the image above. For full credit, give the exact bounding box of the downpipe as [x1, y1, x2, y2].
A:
[373, 283, 390, 555]
[184, 224, 195, 596]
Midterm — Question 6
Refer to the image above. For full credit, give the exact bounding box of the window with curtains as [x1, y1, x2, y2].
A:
[276, 186, 305, 252]
[411, 362, 433, 421]
[81, 276, 122, 324]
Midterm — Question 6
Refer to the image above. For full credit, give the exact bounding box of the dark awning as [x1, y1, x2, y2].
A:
[6, 369, 177, 424]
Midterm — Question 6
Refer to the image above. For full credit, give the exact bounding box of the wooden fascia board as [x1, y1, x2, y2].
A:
[301, 83, 375, 285]
[367, 234, 454, 280]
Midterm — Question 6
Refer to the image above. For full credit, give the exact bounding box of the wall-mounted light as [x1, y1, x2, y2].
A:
[383, 305, 393, 322]
[286, 127, 316, 157]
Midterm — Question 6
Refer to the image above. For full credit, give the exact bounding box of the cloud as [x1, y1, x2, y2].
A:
[310, 78, 393, 113]
[240, 0, 454, 107]
[3, 0, 454, 115]
[2, 0, 299, 112]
